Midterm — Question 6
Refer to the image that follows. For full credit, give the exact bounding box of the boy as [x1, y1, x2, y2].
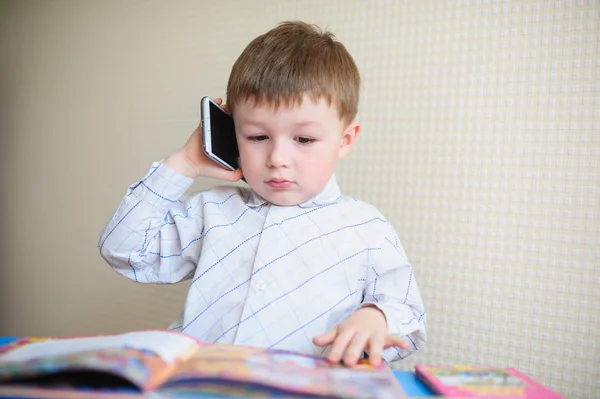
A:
[99, 21, 426, 367]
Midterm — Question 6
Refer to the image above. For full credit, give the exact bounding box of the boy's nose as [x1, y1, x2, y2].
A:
[267, 144, 288, 168]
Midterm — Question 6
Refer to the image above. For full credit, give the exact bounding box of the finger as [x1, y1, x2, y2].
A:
[384, 335, 410, 350]
[343, 332, 370, 366]
[367, 334, 385, 367]
[226, 168, 244, 182]
[212, 167, 243, 182]
[327, 330, 355, 364]
[313, 327, 337, 347]
[212, 97, 230, 114]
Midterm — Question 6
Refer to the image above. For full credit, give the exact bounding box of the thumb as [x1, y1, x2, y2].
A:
[313, 327, 338, 347]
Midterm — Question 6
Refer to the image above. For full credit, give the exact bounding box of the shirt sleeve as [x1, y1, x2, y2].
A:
[362, 225, 427, 363]
[98, 161, 204, 284]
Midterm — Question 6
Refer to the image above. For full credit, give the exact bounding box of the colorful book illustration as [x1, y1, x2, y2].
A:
[0, 330, 406, 398]
[414, 365, 564, 399]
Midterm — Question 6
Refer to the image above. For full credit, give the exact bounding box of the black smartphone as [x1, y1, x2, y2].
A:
[200, 96, 240, 171]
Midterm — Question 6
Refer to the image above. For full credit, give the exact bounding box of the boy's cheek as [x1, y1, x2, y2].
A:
[238, 148, 257, 166]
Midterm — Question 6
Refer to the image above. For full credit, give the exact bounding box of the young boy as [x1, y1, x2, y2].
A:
[99, 21, 426, 367]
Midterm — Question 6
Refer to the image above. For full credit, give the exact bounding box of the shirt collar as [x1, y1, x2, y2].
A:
[243, 175, 342, 209]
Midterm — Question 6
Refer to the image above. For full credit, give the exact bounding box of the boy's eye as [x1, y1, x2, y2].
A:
[296, 137, 315, 144]
[249, 135, 269, 142]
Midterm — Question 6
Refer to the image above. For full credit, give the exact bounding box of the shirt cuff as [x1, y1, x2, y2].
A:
[359, 301, 425, 362]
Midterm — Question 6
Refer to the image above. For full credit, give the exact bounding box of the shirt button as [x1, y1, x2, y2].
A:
[256, 280, 267, 291]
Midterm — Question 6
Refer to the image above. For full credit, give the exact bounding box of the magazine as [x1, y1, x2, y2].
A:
[0, 330, 405, 398]
[414, 364, 564, 399]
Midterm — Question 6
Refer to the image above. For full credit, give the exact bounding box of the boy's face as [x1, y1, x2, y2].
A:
[233, 95, 359, 206]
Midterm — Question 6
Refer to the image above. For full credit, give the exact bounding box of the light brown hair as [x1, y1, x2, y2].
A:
[226, 21, 360, 124]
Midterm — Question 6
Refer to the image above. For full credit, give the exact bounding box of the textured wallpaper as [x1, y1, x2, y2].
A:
[1, 1, 598, 398]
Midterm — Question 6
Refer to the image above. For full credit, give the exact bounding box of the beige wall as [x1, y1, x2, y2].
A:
[1, 1, 598, 398]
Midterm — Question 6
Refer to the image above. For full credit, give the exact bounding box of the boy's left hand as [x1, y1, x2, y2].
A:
[313, 306, 408, 367]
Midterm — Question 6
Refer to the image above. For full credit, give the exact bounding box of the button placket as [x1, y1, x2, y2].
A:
[234, 206, 275, 345]
[255, 280, 267, 291]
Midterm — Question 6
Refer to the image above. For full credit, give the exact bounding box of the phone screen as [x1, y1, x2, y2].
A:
[208, 101, 239, 169]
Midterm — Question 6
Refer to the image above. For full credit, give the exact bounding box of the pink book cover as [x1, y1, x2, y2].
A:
[414, 365, 565, 399]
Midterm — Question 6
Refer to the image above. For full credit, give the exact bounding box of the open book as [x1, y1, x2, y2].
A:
[0, 330, 405, 398]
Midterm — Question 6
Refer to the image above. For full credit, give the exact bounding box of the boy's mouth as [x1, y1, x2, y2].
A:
[266, 178, 294, 189]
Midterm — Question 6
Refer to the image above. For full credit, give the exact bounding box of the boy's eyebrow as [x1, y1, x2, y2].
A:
[238, 120, 323, 129]
[294, 120, 322, 127]
[238, 121, 266, 130]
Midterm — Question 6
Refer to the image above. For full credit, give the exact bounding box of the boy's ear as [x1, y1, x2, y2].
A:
[338, 122, 360, 159]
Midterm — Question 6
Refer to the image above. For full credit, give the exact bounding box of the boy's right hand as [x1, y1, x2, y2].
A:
[165, 98, 243, 182]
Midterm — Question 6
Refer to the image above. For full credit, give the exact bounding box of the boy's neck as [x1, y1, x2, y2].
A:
[244, 174, 341, 209]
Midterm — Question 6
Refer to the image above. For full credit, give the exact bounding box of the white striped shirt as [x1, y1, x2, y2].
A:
[99, 161, 426, 362]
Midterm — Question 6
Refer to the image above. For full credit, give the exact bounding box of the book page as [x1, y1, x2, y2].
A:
[0, 331, 199, 365]
[0, 331, 202, 391]
[162, 344, 406, 399]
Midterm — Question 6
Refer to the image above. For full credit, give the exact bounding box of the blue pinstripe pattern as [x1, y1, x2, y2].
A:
[141, 181, 179, 203]
[395, 346, 405, 360]
[372, 278, 379, 302]
[182, 219, 385, 331]
[194, 216, 385, 285]
[406, 335, 419, 351]
[370, 266, 381, 302]
[141, 162, 160, 181]
[99, 200, 142, 250]
[127, 255, 138, 282]
[385, 237, 407, 261]
[203, 192, 239, 206]
[189, 204, 345, 284]
[140, 221, 151, 253]
[99, 161, 427, 362]
[153, 208, 252, 259]
[269, 289, 360, 348]
[403, 268, 413, 304]
[401, 312, 426, 327]
[212, 248, 379, 342]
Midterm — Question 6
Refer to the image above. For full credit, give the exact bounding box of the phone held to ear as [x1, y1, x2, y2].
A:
[200, 96, 240, 173]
